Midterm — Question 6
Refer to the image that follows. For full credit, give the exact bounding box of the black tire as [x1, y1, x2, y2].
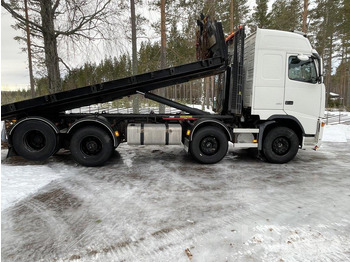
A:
[190, 126, 228, 164]
[12, 120, 57, 161]
[70, 126, 113, 167]
[263, 127, 299, 164]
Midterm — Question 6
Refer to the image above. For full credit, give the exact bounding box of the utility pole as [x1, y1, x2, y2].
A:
[24, 0, 35, 98]
[130, 0, 139, 113]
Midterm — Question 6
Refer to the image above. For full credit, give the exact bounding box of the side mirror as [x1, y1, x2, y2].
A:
[318, 76, 324, 84]
[297, 54, 309, 61]
[311, 76, 318, 84]
[312, 51, 324, 83]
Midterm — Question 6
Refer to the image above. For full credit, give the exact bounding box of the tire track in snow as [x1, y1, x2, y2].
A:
[2, 142, 350, 261]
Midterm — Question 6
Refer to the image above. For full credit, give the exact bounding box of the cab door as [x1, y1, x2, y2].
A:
[284, 55, 323, 135]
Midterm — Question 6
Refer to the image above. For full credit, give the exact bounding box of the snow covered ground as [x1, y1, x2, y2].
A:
[322, 124, 350, 143]
[1, 124, 350, 261]
[1, 165, 64, 210]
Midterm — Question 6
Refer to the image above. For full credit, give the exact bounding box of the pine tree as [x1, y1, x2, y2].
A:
[250, 0, 270, 31]
[138, 42, 160, 73]
[302, 0, 309, 33]
[338, 0, 350, 106]
[310, 0, 342, 105]
[268, 0, 302, 31]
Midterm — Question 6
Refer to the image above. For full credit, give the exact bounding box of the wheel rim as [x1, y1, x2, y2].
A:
[272, 137, 290, 155]
[81, 136, 102, 156]
[200, 136, 219, 155]
[24, 130, 46, 151]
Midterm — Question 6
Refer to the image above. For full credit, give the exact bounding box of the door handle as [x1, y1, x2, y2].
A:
[285, 101, 294, 105]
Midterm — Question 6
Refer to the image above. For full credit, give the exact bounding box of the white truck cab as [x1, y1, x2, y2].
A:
[243, 28, 326, 151]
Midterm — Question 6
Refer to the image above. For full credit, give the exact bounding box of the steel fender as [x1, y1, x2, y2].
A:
[259, 115, 306, 150]
[67, 117, 118, 147]
[190, 118, 233, 141]
[9, 117, 59, 137]
[268, 115, 305, 135]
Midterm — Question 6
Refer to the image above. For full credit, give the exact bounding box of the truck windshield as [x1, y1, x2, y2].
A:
[288, 56, 317, 84]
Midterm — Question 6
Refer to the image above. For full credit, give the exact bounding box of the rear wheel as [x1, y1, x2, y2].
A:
[12, 120, 57, 161]
[70, 126, 113, 166]
[263, 127, 299, 164]
[190, 126, 228, 164]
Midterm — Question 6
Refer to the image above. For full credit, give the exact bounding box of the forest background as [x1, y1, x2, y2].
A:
[1, 0, 349, 111]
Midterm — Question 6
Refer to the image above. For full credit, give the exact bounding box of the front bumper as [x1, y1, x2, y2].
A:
[302, 118, 325, 150]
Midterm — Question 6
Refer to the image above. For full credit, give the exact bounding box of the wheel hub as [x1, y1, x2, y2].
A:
[86, 141, 98, 151]
[272, 137, 290, 155]
[81, 136, 102, 155]
[24, 130, 46, 151]
[200, 136, 218, 155]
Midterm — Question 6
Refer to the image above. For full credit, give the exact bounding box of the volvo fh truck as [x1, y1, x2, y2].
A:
[1, 16, 325, 166]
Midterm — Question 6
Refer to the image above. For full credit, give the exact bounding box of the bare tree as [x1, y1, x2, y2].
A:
[2, 0, 117, 94]
[24, 0, 35, 98]
[130, 0, 139, 113]
[159, 0, 166, 113]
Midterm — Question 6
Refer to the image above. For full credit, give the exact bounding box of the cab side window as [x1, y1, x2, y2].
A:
[288, 56, 317, 84]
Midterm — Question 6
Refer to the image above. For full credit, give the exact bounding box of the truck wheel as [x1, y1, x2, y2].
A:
[12, 120, 57, 161]
[190, 126, 228, 164]
[70, 126, 113, 167]
[263, 127, 299, 164]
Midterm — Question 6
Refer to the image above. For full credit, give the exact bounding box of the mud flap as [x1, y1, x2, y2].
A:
[1, 122, 8, 143]
[6, 146, 18, 158]
[183, 137, 190, 153]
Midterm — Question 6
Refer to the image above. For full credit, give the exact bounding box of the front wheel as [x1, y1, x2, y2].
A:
[263, 127, 299, 164]
[70, 126, 113, 167]
[190, 126, 228, 164]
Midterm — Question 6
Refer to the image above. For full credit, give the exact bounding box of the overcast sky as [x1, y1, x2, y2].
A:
[1, 0, 260, 92]
[1, 11, 30, 91]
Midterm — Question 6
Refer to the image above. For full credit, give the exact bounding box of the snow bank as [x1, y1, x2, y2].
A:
[1, 165, 63, 210]
[322, 124, 350, 143]
[325, 110, 350, 116]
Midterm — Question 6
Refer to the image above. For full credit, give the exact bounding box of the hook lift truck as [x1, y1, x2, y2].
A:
[1, 15, 325, 166]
